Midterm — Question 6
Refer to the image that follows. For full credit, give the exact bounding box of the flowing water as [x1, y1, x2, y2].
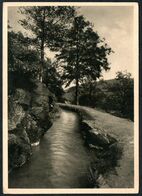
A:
[9, 109, 92, 188]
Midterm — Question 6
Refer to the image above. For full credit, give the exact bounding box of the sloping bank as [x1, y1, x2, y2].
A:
[58, 103, 134, 188]
[8, 80, 58, 172]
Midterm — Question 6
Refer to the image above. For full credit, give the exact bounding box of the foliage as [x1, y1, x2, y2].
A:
[8, 31, 41, 94]
[8, 30, 64, 99]
[43, 60, 64, 101]
[8, 31, 40, 76]
[77, 71, 134, 120]
[9, 7, 116, 110]
[20, 6, 76, 81]
[8, 71, 37, 95]
[107, 71, 134, 120]
[56, 15, 112, 104]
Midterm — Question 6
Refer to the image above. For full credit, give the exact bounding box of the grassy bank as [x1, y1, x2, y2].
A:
[58, 103, 134, 188]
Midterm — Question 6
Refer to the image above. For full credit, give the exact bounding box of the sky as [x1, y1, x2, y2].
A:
[8, 5, 135, 80]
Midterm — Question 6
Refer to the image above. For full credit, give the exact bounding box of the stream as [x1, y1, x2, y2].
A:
[9, 109, 92, 188]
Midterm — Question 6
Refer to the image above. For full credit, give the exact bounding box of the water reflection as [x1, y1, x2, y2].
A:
[9, 109, 91, 188]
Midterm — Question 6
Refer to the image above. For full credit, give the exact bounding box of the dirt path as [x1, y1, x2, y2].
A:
[58, 103, 135, 188]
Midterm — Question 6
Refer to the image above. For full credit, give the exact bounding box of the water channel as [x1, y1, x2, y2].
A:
[9, 109, 92, 188]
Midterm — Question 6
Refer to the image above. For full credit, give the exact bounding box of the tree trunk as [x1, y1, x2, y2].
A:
[75, 78, 79, 105]
[40, 43, 44, 82]
[89, 82, 92, 99]
[88, 82, 94, 106]
[75, 17, 79, 105]
[39, 8, 46, 82]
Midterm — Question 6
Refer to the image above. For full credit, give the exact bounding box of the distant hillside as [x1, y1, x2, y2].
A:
[63, 77, 134, 121]
[63, 79, 117, 103]
[63, 86, 76, 103]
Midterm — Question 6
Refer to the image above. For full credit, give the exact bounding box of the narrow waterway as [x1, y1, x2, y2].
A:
[9, 109, 92, 188]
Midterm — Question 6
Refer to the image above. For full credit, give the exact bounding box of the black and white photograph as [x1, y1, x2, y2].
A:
[3, 2, 139, 194]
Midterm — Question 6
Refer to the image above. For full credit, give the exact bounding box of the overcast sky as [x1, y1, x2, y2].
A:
[8, 5, 135, 80]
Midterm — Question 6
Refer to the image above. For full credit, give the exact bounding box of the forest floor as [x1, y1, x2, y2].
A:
[58, 103, 135, 188]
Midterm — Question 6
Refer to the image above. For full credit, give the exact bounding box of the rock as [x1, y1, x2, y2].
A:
[31, 94, 49, 108]
[29, 81, 56, 131]
[81, 120, 117, 149]
[8, 80, 57, 170]
[97, 174, 110, 188]
[13, 88, 31, 107]
[8, 89, 31, 130]
[11, 124, 30, 144]
[8, 132, 32, 170]
[8, 134, 17, 145]
[87, 128, 116, 148]
[31, 80, 56, 110]
[30, 106, 52, 130]
[30, 106, 47, 120]
[88, 143, 104, 150]
[8, 101, 25, 131]
[31, 141, 40, 146]
[108, 142, 123, 161]
[32, 80, 50, 96]
[21, 114, 43, 143]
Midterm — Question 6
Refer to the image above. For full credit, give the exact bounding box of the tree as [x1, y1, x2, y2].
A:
[8, 31, 40, 74]
[104, 71, 134, 120]
[43, 59, 64, 100]
[8, 30, 40, 94]
[79, 78, 97, 106]
[115, 71, 134, 119]
[20, 6, 76, 82]
[56, 15, 112, 104]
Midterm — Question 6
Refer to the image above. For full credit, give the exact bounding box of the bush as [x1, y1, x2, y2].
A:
[79, 94, 96, 107]
[78, 71, 134, 121]
[8, 71, 37, 95]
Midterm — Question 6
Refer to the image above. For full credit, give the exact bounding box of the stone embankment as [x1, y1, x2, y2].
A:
[8, 80, 58, 171]
[58, 103, 134, 188]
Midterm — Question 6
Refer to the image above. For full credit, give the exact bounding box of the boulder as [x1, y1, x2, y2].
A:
[21, 114, 43, 143]
[81, 120, 117, 149]
[30, 106, 53, 130]
[31, 80, 56, 111]
[31, 94, 49, 108]
[32, 80, 50, 96]
[8, 89, 31, 131]
[8, 80, 58, 170]
[8, 131, 32, 170]
[13, 88, 31, 107]
[29, 81, 56, 131]
[30, 106, 48, 120]
[8, 101, 25, 131]
[11, 124, 30, 144]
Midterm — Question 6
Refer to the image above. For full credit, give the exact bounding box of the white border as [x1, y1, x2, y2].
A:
[3, 2, 139, 194]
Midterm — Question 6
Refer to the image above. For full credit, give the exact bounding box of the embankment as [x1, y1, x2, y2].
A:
[58, 103, 134, 188]
[8, 80, 58, 171]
